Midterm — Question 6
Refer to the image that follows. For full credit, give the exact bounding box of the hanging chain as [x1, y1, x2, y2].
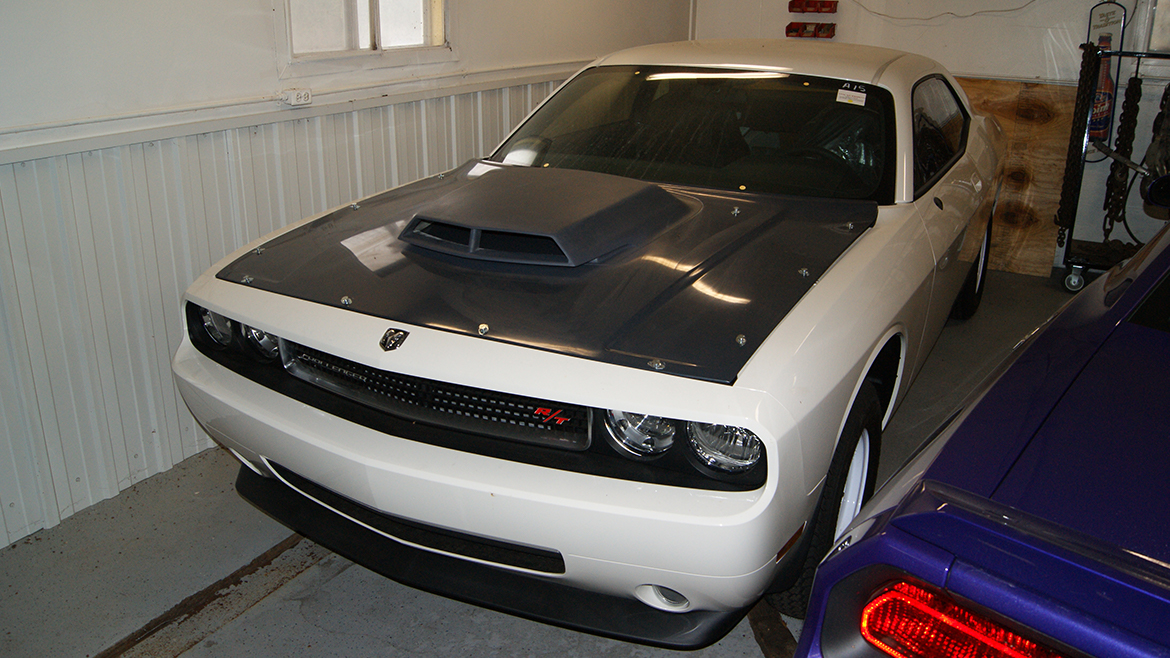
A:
[1102, 75, 1142, 240]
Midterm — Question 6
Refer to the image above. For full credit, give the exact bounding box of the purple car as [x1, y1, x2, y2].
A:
[795, 220, 1170, 658]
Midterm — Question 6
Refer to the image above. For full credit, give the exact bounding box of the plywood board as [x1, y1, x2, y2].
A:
[959, 78, 1075, 277]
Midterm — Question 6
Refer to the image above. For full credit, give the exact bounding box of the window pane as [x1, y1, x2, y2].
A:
[356, 0, 372, 49]
[913, 77, 966, 191]
[289, 0, 352, 53]
[379, 0, 425, 48]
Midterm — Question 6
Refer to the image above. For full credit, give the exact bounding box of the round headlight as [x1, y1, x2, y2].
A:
[200, 309, 234, 346]
[686, 423, 762, 473]
[243, 325, 280, 360]
[603, 410, 675, 458]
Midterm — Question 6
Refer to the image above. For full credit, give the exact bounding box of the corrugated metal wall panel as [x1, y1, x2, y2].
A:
[10, 159, 117, 521]
[0, 79, 557, 546]
[0, 162, 57, 543]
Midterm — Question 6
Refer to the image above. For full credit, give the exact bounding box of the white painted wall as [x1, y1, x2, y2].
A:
[1, 0, 691, 162]
[0, 0, 691, 547]
[696, 0, 1151, 83]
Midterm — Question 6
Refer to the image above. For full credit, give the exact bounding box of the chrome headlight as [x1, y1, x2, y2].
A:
[686, 423, 762, 473]
[199, 308, 234, 347]
[188, 304, 284, 364]
[243, 325, 280, 360]
[603, 410, 675, 458]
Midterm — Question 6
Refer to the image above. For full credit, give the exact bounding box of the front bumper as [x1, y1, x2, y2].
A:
[236, 462, 745, 648]
[174, 337, 793, 646]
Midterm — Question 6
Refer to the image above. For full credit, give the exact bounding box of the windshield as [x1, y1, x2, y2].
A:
[492, 65, 895, 202]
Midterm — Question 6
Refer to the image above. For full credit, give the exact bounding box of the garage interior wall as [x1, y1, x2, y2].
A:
[0, 0, 691, 547]
[697, 0, 1102, 81]
[2, 0, 1161, 548]
[699, 0, 1170, 273]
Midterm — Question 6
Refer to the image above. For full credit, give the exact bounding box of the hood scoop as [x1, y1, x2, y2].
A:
[399, 166, 693, 266]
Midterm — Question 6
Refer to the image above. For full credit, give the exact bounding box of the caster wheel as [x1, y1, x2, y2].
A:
[1064, 271, 1085, 292]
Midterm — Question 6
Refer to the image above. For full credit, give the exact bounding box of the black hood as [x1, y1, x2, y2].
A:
[217, 161, 876, 383]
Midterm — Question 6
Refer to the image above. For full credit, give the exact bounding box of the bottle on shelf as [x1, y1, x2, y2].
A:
[1089, 33, 1116, 142]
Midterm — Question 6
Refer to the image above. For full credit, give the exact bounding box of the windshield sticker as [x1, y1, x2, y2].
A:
[836, 88, 867, 106]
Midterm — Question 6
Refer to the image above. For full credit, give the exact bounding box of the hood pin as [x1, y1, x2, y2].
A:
[241, 275, 254, 284]
[736, 334, 747, 347]
[648, 359, 665, 371]
[478, 324, 489, 336]
[341, 296, 353, 306]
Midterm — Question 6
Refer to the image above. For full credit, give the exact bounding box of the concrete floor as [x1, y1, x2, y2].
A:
[0, 270, 1072, 658]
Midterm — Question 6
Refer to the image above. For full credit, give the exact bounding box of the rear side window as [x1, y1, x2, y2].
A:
[912, 76, 968, 195]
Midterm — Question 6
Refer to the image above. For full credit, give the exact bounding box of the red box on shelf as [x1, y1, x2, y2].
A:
[785, 22, 836, 38]
[789, 0, 837, 12]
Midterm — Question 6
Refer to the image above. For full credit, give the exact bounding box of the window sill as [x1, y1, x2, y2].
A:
[280, 42, 460, 80]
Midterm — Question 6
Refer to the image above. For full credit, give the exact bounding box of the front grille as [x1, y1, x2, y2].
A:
[281, 340, 591, 451]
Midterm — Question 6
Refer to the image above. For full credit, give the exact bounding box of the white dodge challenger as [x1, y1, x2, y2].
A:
[173, 39, 1000, 648]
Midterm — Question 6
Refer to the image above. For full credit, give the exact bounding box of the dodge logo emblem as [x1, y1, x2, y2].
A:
[380, 328, 409, 351]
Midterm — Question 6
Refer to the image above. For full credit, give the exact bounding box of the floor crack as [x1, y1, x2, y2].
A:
[94, 534, 329, 657]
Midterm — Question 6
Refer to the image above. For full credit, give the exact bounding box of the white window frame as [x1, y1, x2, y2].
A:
[276, 0, 455, 79]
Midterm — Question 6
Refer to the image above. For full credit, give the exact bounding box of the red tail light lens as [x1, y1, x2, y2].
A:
[860, 581, 1066, 658]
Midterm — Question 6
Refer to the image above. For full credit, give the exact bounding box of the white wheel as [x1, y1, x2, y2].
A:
[768, 383, 881, 618]
[973, 221, 989, 291]
[950, 213, 992, 320]
[834, 427, 871, 540]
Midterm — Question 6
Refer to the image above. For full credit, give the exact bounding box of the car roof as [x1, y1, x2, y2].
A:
[590, 39, 939, 90]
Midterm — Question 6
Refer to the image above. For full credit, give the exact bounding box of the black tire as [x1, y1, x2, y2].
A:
[950, 212, 993, 320]
[766, 383, 882, 618]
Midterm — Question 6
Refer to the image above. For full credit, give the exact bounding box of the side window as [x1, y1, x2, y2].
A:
[288, 0, 444, 56]
[912, 76, 968, 195]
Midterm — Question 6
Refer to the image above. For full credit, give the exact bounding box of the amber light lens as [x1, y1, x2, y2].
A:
[860, 581, 1066, 658]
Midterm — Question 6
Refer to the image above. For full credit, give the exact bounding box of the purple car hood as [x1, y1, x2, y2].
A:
[989, 317, 1170, 568]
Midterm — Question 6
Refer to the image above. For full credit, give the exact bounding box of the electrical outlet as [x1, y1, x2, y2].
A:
[283, 88, 312, 106]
